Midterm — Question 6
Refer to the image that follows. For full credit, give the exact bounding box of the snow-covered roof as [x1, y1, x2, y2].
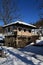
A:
[3, 21, 36, 28]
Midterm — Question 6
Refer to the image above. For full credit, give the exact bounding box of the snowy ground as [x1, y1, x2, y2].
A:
[0, 45, 43, 65]
[0, 37, 43, 65]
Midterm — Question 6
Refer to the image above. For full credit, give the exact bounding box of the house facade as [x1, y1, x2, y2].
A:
[3, 21, 38, 47]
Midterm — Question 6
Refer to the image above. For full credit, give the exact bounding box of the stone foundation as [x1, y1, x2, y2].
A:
[4, 35, 39, 48]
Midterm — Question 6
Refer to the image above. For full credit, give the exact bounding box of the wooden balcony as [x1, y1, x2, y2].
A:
[4, 29, 38, 37]
[17, 30, 32, 37]
[17, 30, 38, 37]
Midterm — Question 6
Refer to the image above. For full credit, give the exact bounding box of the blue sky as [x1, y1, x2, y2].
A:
[18, 0, 39, 24]
[0, 0, 40, 26]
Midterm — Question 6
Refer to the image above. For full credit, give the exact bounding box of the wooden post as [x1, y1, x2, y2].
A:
[16, 28, 18, 47]
[16, 37, 18, 46]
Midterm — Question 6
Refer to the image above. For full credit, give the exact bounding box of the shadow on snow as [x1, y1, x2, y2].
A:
[7, 49, 35, 65]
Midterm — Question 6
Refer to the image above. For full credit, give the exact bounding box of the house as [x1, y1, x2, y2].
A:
[3, 21, 38, 47]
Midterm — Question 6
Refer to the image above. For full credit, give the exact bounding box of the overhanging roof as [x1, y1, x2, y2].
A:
[3, 21, 36, 28]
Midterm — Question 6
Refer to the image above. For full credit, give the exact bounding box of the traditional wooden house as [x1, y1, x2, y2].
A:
[3, 21, 38, 47]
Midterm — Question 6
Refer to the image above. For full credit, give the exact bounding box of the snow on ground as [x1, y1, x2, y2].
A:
[0, 44, 43, 65]
[36, 37, 43, 45]
[36, 40, 43, 45]
[30, 39, 43, 45]
[0, 38, 43, 65]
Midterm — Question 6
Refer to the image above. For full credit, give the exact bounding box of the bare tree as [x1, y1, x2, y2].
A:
[0, 0, 20, 25]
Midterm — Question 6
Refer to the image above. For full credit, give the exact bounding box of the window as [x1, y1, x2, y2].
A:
[0, 40, 4, 43]
[13, 26, 17, 30]
[28, 38, 31, 40]
[24, 29, 26, 32]
[13, 25, 14, 29]
[28, 29, 31, 33]
[8, 27, 10, 32]
[18, 28, 21, 31]
[5, 28, 7, 32]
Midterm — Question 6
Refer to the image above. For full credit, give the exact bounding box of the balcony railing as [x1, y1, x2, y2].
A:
[4, 32, 13, 36]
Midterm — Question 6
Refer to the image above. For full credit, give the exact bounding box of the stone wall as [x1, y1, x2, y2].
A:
[4, 34, 39, 48]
